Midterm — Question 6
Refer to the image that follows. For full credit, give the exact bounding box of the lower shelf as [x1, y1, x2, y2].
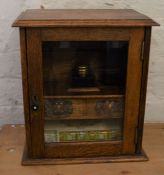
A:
[22, 145, 148, 165]
[44, 119, 122, 143]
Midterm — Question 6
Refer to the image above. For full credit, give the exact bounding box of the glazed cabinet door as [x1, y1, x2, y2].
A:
[26, 27, 144, 158]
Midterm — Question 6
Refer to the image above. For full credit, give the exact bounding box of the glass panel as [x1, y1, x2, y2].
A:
[44, 119, 123, 143]
[42, 41, 128, 143]
[42, 41, 128, 96]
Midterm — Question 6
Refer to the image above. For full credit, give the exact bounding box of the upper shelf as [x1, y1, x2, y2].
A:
[12, 9, 159, 27]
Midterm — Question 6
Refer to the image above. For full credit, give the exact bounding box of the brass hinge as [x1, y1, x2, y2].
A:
[140, 41, 145, 61]
[134, 126, 138, 145]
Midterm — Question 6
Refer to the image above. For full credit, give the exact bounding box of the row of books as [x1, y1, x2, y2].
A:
[44, 129, 121, 143]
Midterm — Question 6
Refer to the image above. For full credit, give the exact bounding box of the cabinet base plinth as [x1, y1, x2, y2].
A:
[22, 145, 148, 165]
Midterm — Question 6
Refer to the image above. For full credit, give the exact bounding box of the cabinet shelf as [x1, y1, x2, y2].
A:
[44, 95, 124, 121]
[44, 119, 123, 143]
[44, 94, 124, 99]
[44, 115, 123, 121]
[44, 86, 124, 99]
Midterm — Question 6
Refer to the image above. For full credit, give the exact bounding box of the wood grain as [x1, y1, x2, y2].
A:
[19, 28, 32, 156]
[26, 28, 45, 158]
[45, 141, 122, 158]
[136, 27, 152, 153]
[44, 97, 124, 120]
[22, 147, 148, 165]
[123, 28, 144, 154]
[12, 9, 159, 27]
[7, 124, 164, 168]
[41, 28, 130, 41]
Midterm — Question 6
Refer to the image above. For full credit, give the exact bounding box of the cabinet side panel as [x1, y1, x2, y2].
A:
[123, 28, 144, 154]
[26, 28, 45, 158]
[19, 28, 32, 156]
[136, 27, 152, 153]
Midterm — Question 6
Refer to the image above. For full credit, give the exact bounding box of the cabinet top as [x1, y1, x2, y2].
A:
[12, 9, 159, 27]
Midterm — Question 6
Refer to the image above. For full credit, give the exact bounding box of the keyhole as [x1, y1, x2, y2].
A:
[31, 96, 39, 111]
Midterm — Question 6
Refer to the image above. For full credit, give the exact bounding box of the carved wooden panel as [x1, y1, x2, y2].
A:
[45, 99, 85, 119]
[95, 99, 124, 117]
[44, 97, 124, 120]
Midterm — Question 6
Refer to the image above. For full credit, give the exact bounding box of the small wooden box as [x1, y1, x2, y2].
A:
[12, 9, 159, 165]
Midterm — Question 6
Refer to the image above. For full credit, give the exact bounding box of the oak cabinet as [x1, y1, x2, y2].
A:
[12, 9, 159, 165]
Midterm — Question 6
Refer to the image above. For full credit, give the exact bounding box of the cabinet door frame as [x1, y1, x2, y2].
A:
[26, 28, 45, 158]
[25, 27, 144, 158]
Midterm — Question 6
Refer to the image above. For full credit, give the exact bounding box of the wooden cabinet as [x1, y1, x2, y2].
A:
[13, 9, 159, 165]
